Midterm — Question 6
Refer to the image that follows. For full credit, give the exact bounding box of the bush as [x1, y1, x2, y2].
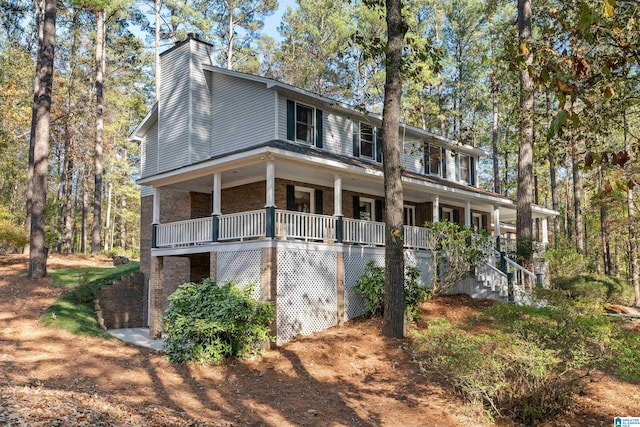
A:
[551, 274, 635, 309]
[354, 261, 430, 321]
[411, 319, 572, 424]
[546, 248, 590, 278]
[163, 279, 274, 365]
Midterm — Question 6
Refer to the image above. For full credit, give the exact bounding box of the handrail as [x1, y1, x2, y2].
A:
[403, 225, 431, 250]
[343, 218, 385, 246]
[156, 216, 212, 247]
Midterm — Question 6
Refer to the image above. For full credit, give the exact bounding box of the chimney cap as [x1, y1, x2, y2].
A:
[187, 32, 200, 41]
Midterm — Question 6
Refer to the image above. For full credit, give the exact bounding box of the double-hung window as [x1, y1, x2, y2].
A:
[428, 145, 442, 177]
[296, 103, 314, 144]
[360, 123, 374, 159]
[460, 154, 470, 183]
[456, 153, 475, 185]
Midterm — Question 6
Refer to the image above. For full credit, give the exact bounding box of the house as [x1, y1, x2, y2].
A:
[130, 35, 558, 345]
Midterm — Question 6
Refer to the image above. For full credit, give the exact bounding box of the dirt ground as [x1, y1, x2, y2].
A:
[0, 254, 638, 426]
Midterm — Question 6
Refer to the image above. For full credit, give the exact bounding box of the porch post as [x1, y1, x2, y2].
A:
[149, 255, 164, 339]
[541, 217, 549, 248]
[465, 201, 471, 228]
[433, 195, 439, 222]
[492, 205, 501, 251]
[334, 174, 343, 242]
[151, 187, 160, 248]
[265, 159, 276, 238]
[212, 173, 221, 242]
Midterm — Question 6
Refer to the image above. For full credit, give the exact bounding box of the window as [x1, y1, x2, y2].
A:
[294, 186, 314, 213]
[359, 197, 375, 221]
[441, 207, 453, 222]
[460, 154, 470, 184]
[296, 103, 314, 144]
[360, 123, 374, 159]
[472, 213, 482, 231]
[428, 145, 442, 177]
[404, 205, 416, 226]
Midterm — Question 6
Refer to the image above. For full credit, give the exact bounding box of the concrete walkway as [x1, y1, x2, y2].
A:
[108, 328, 164, 351]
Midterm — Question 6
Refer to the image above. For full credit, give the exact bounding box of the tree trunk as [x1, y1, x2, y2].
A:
[226, 4, 235, 70]
[572, 143, 584, 253]
[381, 0, 407, 339]
[25, 0, 46, 255]
[516, 0, 534, 270]
[104, 180, 112, 252]
[624, 111, 640, 305]
[28, 0, 56, 279]
[81, 169, 88, 254]
[546, 89, 559, 247]
[155, 0, 161, 101]
[599, 167, 612, 275]
[91, 8, 105, 254]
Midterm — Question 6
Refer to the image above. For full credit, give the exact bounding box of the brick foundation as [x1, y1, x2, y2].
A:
[95, 272, 145, 329]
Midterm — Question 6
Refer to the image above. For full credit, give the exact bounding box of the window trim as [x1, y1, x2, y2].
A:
[359, 197, 376, 221]
[472, 212, 482, 231]
[294, 186, 315, 214]
[404, 205, 416, 227]
[459, 153, 470, 184]
[295, 102, 315, 145]
[359, 122, 375, 160]
[441, 207, 453, 222]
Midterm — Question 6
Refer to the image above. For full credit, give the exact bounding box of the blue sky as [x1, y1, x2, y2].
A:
[262, 0, 297, 40]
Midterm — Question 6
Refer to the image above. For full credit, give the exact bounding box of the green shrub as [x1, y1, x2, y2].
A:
[614, 329, 640, 383]
[546, 248, 590, 278]
[411, 319, 571, 424]
[163, 279, 274, 365]
[552, 274, 635, 308]
[354, 261, 430, 321]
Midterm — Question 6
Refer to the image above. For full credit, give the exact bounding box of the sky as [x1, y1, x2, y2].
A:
[262, 0, 297, 41]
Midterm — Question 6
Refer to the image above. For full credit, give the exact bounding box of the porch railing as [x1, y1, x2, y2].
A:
[218, 209, 265, 241]
[156, 216, 212, 247]
[403, 225, 431, 250]
[275, 210, 336, 241]
[343, 218, 385, 246]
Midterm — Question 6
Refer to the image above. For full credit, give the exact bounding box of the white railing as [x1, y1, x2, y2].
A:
[219, 210, 265, 241]
[403, 225, 431, 250]
[491, 250, 537, 301]
[156, 216, 212, 247]
[343, 218, 385, 246]
[476, 261, 508, 296]
[275, 210, 336, 241]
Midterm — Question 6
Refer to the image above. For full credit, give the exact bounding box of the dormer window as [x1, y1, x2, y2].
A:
[296, 103, 314, 144]
[360, 123, 374, 159]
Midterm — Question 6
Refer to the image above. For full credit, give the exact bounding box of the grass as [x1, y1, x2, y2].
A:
[42, 262, 140, 338]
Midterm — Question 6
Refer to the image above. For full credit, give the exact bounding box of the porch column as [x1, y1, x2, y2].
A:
[541, 217, 549, 248]
[433, 195, 439, 222]
[265, 159, 276, 238]
[334, 174, 343, 242]
[492, 205, 501, 251]
[151, 187, 160, 248]
[212, 173, 221, 242]
[465, 201, 472, 228]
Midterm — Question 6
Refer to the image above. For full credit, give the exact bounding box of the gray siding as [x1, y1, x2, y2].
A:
[402, 139, 423, 174]
[142, 120, 159, 178]
[140, 185, 153, 197]
[190, 42, 215, 163]
[211, 73, 274, 157]
[159, 42, 190, 172]
[278, 95, 288, 141]
[324, 111, 352, 156]
[445, 149, 455, 181]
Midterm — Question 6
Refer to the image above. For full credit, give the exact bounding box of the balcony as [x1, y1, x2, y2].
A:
[153, 209, 434, 250]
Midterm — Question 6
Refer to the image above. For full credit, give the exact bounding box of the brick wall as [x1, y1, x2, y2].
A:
[95, 272, 145, 329]
[342, 190, 384, 220]
[275, 179, 335, 214]
[221, 181, 265, 214]
[191, 192, 211, 218]
[140, 196, 152, 325]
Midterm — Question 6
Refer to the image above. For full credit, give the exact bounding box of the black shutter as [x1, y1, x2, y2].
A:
[424, 144, 430, 174]
[455, 154, 460, 181]
[315, 189, 323, 214]
[353, 196, 360, 219]
[482, 214, 488, 230]
[441, 149, 447, 178]
[286, 100, 295, 141]
[470, 157, 476, 185]
[315, 109, 323, 148]
[286, 185, 295, 210]
[375, 200, 383, 222]
[453, 209, 460, 225]
[375, 128, 383, 162]
[352, 120, 360, 157]
[439, 207, 443, 221]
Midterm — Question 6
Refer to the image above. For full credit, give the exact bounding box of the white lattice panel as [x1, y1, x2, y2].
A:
[276, 249, 337, 345]
[217, 249, 262, 300]
[344, 251, 385, 322]
[404, 250, 433, 288]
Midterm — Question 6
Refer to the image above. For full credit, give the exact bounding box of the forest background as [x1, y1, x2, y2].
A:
[0, 0, 638, 286]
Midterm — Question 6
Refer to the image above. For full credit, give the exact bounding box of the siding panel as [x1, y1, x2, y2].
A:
[211, 73, 274, 157]
[142, 120, 158, 177]
[190, 42, 215, 163]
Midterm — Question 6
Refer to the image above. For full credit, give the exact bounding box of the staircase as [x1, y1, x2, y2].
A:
[473, 250, 539, 304]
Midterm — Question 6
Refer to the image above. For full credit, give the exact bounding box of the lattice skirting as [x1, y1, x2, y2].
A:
[276, 248, 337, 345]
[216, 249, 262, 300]
[344, 250, 385, 322]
